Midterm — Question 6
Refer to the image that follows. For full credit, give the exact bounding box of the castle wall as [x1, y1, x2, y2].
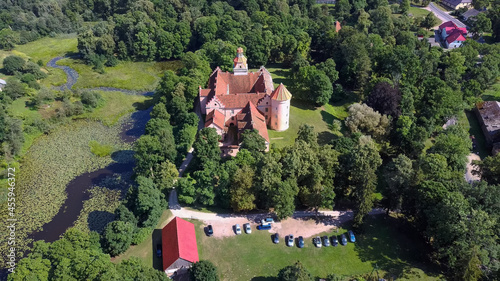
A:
[200, 96, 208, 115]
[270, 99, 290, 131]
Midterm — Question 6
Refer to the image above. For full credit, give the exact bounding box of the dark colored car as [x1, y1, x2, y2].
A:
[331, 236, 338, 247]
[273, 233, 279, 244]
[156, 244, 162, 257]
[257, 224, 272, 230]
[207, 225, 213, 236]
[298, 236, 304, 248]
[348, 230, 355, 243]
[322, 235, 330, 247]
[340, 234, 347, 246]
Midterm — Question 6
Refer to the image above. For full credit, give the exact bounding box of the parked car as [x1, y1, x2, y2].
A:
[244, 223, 252, 234]
[206, 225, 213, 237]
[340, 234, 347, 246]
[331, 235, 339, 247]
[156, 244, 162, 257]
[313, 236, 322, 248]
[257, 223, 272, 230]
[261, 217, 274, 225]
[348, 230, 355, 243]
[273, 233, 280, 244]
[298, 236, 305, 248]
[322, 235, 330, 247]
[287, 234, 294, 247]
[235, 224, 242, 235]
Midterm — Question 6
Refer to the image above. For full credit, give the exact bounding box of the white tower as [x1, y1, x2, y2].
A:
[233, 47, 248, 76]
[270, 83, 292, 131]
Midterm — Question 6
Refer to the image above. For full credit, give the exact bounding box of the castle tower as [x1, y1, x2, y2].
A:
[270, 83, 292, 131]
[233, 47, 248, 76]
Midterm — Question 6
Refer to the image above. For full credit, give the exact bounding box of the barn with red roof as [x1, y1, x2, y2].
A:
[162, 217, 199, 275]
[199, 47, 292, 156]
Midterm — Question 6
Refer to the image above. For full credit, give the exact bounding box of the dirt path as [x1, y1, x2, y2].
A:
[465, 153, 481, 183]
[170, 205, 385, 238]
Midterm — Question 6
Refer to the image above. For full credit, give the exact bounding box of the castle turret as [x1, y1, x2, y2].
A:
[270, 83, 292, 131]
[233, 47, 248, 76]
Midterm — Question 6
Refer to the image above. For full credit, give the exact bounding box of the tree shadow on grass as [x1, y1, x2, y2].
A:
[353, 215, 442, 280]
[291, 99, 316, 110]
[152, 229, 163, 271]
[87, 210, 115, 234]
[251, 277, 278, 281]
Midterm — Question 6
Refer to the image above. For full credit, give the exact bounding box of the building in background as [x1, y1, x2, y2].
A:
[162, 217, 199, 276]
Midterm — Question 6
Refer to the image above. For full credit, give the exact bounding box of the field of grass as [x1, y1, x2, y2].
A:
[57, 58, 182, 91]
[482, 80, 500, 101]
[15, 34, 78, 64]
[408, 6, 433, 18]
[76, 91, 151, 126]
[193, 215, 441, 280]
[112, 210, 173, 267]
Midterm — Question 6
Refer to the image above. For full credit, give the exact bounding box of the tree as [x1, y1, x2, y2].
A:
[193, 128, 221, 168]
[400, 0, 410, 14]
[114, 204, 138, 226]
[156, 160, 178, 191]
[240, 129, 267, 155]
[385, 154, 414, 211]
[3, 78, 27, 100]
[296, 124, 318, 145]
[421, 12, 439, 30]
[103, 221, 134, 256]
[369, 6, 394, 38]
[429, 125, 471, 171]
[365, 82, 401, 117]
[471, 13, 492, 38]
[310, 71, 333, 105]
[129, 176, 166, 228]
[8, 257, 51, 281]
[273, 178, 299, 219]
[190, 260, 220, 281]
[230, 165, 256, 212]
[2, 55, 25, 74]
[345, 103, 390, 141]
[334, 0, 352, 21]
[117, 257, 170, 280]
[349, 136, 382, 227]
[176, 175, 197, 205]
[278, 261, 313, 281]
[316, 58, 339, 85]
[472, 153, 500, 184]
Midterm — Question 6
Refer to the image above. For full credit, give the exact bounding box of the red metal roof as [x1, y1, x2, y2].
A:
[446, 29, 466, 43]
[439, 21, 457, 30]
[162, 217, 199, 271]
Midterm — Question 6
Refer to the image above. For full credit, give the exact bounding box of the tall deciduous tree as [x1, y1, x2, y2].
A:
[193, 128, 221, 168]
[350, 136, 382, 227]
[103, 221, 134, 256]
[230, 165, 256, 212]
[365, 82, 401, 117]
[278, 261, 313, 281]
[190, 260, 220, 281]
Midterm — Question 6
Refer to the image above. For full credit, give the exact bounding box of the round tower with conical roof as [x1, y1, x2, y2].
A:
[270, 83, 292, 131]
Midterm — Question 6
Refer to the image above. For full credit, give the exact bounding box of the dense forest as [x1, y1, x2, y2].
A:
[2, 0, 500, 280]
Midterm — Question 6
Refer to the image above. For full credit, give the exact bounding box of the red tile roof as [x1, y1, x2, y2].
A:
[446, 29, 467, 43]
[205, 109, 225, 129]
[227, 102, 269, 142]
[162, 217, 199, 271]
[335, 21, 341, 32]
[216, 93, 267, 109]
[207, 68, 273, 96]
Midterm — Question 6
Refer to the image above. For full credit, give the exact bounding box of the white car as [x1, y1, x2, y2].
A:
[235, 224, 242, 235]
[244, 223, 252, 234]
[261, 217, 274, 225]
[287, 234, 294, 247]
[313, 236, 322, 248]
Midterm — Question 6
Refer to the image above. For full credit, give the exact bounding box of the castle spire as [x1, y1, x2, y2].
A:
[233, 47, 248, 76]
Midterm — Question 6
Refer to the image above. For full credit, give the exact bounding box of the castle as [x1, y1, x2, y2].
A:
[199, 47, 292, 156]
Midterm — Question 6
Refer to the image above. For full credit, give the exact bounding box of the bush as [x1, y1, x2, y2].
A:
[3, 55, 25, 74]
[21, 73, 36, 83]
[28, 80, 41, 90]
[89, 140, 113, 157]
[24, 61, 47, 79]
[3, 78, 27, 99]
[80, 91, 102, 108]
[105, 56, 119, 67]
[103, 221, 134, 256]
[190, 260, 220, 281]
[131, 227, 151, 245]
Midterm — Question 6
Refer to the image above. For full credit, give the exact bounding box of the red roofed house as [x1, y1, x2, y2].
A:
[200, 47, 292, 156]
[438, 21, 467, 48]
[162, 217, 199, 276]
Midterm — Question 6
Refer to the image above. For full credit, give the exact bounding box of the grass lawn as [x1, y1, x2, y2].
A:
[74, 91, 152, 126]
[250, 65, 355, 148]
[15, 34, 78, 64]
[481, 80, 500, 101]
[268, 100, 351, 148]
[57, 58, 182, 91]
[112, 210, 173, 268]
[194, 215, 441, 280]
[408, 7, 433, 18]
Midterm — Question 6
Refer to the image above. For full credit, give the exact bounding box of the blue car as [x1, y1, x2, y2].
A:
[257, 224, 272, 230]
[348, 230, 355, 243]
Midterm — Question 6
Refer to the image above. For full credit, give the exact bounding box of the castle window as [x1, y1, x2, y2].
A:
[231, 116, 234, 120]
[276, 107, 277, 110]
[275, 122, 277, 126]
[266, 102, 268, 105]
[275, 115, 277, 118]
[265, 108, 268, 112]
